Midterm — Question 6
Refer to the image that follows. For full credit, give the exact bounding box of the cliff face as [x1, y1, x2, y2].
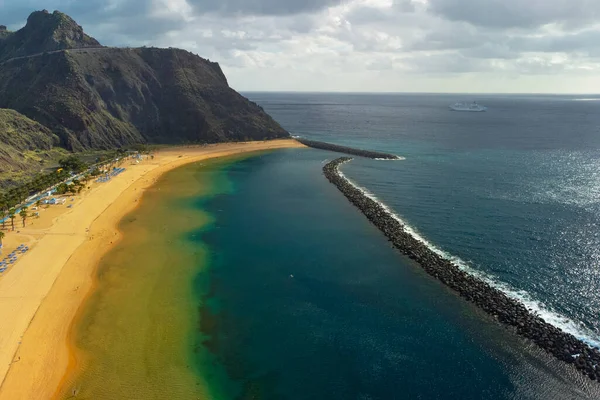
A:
[0, 47, 288, 150]
[0, 10, 288, 152]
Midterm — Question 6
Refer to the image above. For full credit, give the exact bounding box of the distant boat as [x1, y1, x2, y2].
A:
[449, 101, 487, 112]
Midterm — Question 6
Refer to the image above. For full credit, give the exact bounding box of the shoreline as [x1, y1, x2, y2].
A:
[0, 139, 305, 400]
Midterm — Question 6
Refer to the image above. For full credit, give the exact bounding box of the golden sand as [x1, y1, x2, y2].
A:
[0, 140, 305, 400]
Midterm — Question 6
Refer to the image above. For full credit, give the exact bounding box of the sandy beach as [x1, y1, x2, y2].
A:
[0, 139, 304, 400]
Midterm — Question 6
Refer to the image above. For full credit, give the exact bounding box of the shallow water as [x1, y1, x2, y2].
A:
[61, 156, 243, 399]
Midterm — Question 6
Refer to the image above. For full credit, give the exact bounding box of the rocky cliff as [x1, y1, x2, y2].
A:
[0, 10, 289, 154]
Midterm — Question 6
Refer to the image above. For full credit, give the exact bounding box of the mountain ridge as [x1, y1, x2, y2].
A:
[0, 10, 101, 63]
[0, 10, 289, 158]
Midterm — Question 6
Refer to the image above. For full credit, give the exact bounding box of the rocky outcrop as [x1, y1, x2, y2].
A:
[324, 157, 600, 383]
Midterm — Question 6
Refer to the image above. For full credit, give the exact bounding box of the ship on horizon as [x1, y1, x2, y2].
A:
[449, 101, 487, 112]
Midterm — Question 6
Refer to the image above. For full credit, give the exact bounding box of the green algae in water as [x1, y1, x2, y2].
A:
[61, 156, 251, 400]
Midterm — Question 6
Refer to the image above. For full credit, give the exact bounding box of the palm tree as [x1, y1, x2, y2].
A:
[81, 173, 90, 187]
[8, 209, 16, 231]
[19, 207, 28, 227]
[0, 205, 6, 231]
[0, 231, 4, 249]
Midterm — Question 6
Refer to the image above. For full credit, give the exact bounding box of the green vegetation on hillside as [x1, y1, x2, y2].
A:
[58, 154, 87, 173]
[0, 109, 66, 188]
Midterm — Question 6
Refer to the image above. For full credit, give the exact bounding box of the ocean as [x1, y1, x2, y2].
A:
[248, 93, 600, 345]
[66, 93, 600, 399]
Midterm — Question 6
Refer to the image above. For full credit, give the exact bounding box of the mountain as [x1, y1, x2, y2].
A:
[0, 10, 289, 152]
[0, 10, 100, 63]
[0, 109, 63, 187]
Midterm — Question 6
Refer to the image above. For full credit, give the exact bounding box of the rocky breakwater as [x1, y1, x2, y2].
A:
[324, 157, 600, 382]
[297, 138, 400, 160]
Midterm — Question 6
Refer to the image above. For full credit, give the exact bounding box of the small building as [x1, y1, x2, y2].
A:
[45, 198, 66, 205]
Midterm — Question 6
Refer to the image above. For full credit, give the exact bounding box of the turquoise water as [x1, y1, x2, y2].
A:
[195, 148, 600, 399]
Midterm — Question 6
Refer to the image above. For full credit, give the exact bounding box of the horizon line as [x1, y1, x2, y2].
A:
[239, 90, 600, 96]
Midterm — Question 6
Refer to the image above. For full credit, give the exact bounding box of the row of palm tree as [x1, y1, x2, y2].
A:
[0, 207, 26, 231]
[19, 207, 28, 228]
[0, 208, 27, 252]
[0, 168, 72, 223]
[1, 151, 145, 233]
[0, 151, 152, 250]
[0, 153, 102, 226]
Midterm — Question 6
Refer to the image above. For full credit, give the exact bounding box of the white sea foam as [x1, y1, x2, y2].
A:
[336, 162, 600, 349]
[374, 156, 406, 161]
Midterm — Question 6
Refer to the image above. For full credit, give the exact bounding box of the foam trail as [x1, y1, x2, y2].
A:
[337, 164, 600, 349]
[374, 157, 405, 161]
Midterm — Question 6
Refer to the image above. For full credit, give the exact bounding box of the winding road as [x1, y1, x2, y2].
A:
[0, 46, 118, 67]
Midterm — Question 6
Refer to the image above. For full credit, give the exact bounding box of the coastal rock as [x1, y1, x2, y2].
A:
[323, 156, 600, 383]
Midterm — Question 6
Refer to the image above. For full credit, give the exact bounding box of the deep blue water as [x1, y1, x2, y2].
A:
[248, 93, 600, 343]
[195, 93, 600, 399]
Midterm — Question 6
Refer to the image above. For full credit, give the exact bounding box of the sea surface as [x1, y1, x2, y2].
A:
[66, 93, 600, 399]
[248, 92, 600, 344]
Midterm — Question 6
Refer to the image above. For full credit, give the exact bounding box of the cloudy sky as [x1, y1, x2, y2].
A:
[2, 0, 600, 93]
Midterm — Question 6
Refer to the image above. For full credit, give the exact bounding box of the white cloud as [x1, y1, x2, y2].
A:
[1, 0, 600, 92]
